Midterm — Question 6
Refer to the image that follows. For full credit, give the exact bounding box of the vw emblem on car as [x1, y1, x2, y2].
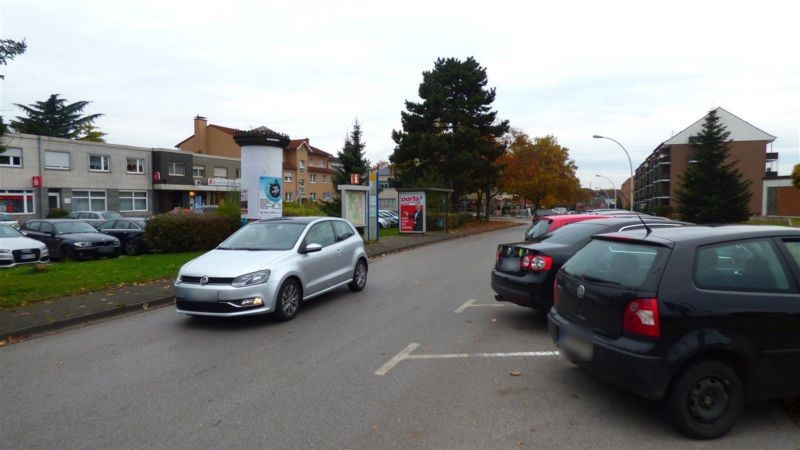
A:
[577, 285, 585, 298]
[200, 275, 209, 286]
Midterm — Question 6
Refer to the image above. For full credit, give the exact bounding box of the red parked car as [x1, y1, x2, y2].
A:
[524, 214, 611, 242]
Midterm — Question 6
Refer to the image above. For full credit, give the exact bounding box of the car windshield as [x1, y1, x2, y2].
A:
[103, 211, 123, 219]
[536, 222, 609, 244]
[0, 225, 22, 237]
[218, 222, 306, 251]
[562, 239, 668, 289]
[54, 221, 99, 234]
[525, 219, 552, 241]
[0, 213, 14, 221]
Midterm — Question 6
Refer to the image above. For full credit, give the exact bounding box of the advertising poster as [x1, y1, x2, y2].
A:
[345, 191, 366, 227]
[399, 192, 425, 233]
[258, 176, 282, 219]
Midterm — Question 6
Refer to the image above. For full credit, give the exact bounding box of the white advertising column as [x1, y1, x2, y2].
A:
[233, 129, 290, 221]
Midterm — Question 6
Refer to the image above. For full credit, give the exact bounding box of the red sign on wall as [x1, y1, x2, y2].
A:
[32, 176, 42, 188]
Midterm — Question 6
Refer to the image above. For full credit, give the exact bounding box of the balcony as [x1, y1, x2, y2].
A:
[766, 152, 779, 161]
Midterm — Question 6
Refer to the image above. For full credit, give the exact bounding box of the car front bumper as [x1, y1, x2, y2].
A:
[174, 279, 279, 317]
[548, 308, 669, 401]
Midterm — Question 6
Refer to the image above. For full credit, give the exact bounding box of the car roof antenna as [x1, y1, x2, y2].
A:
[636, 211, 653, 237]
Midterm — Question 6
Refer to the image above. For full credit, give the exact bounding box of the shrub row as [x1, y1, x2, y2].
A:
[143, 212, 239, 253]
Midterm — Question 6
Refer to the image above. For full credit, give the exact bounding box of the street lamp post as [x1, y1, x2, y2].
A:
[593, 135, 634, 212]
[595, 174, 616, 208]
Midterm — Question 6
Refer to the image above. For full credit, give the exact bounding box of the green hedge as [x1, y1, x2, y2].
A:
[283, 201, 328, 217]
[143, 212, 240, 253]
[425, 212, 476, 231]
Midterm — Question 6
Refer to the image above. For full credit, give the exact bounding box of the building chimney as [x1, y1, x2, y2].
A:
[194, 115, 208, 153]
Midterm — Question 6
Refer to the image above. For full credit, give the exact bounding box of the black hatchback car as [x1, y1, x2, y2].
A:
[492, 217, 687, 311]
[21, 219, 121, 261]
[549, 225, 800, 439]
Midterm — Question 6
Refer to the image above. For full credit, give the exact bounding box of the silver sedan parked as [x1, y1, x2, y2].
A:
[174, 217, 368, 320]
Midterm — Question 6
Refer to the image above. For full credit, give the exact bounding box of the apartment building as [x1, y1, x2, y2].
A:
[0, 133, 153, 219]
[633, 107, 777, 216]
[175, 116, 337, 203]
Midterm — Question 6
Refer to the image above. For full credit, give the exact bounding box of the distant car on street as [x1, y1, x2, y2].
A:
[550, 225, 800, 439]
[96, 218, 149, 255]
[195, 205, 219, 214]
[21, 219, 121, 261]
[174, 217, 368, 320]
[65, 210, 124, 227]
[0, 224, 49, 268]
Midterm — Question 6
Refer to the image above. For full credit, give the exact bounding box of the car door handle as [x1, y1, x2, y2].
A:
[337, 249, 343, 255]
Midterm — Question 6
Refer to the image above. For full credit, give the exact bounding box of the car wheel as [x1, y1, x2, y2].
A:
[124, 239, 139, 256]
[274, 279, 301, 321]
[664, 360, 744, 439]
[348, 259, 368, 292]
[62, 246, 75, 261]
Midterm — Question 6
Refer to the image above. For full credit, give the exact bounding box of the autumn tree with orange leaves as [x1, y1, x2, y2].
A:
[502, 130, 582, 209]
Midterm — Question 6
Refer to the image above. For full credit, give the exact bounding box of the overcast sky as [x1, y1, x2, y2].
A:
[2, 0, 798, 190]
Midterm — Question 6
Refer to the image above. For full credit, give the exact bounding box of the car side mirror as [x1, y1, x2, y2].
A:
[300, 243, 323, 254]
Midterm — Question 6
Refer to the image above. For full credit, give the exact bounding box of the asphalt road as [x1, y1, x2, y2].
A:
[1, 225, 798, 449]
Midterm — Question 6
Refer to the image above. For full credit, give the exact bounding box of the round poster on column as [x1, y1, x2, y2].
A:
[259, 176, 282, 218]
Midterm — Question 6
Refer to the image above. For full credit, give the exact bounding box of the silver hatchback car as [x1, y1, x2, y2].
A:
[174, 217, 368, 320]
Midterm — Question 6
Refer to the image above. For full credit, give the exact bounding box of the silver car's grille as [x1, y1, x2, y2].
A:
[180, 276, 235, 285]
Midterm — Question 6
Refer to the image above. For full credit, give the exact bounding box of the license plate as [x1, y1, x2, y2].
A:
[19, 253, 36, 260]
[559, 330, 594, 361]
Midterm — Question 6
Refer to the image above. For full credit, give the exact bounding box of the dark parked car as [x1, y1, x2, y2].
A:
[96, 218, 149, 255]
[21, 219, 121, 261]
[492, 217, 688, 311]
[548, 225, 800, 439]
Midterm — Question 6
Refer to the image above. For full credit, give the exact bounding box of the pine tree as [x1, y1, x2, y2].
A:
[333, 119, 370, 187]
[390, 57, 509, 206]
[0, 38, 27, 153]
[675, 109, 751, 223]
[10, 94, 104, 139]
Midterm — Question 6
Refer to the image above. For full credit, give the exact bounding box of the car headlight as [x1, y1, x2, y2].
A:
[74, 242, 93, 248]
[175, 274, 183, 285]
[113, 239, 121, 247]
[40, 247, 49, 256]
[231, 270, 271, 288]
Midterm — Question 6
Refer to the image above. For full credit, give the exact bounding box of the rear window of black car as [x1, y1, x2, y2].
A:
[539, 222, 608, 244]
[524, 218, 552, 241]
[562, 238, 669, 290]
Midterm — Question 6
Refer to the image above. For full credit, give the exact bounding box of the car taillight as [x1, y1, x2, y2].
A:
[496, 247, 502, 265]
[520, 254, 552, 271]
[623, 298, 660, 338]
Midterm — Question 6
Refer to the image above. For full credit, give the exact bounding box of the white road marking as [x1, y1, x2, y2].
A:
[374, 342, 420, 376]
[375, 343, 559, 375]
[454, 299, 506, 313]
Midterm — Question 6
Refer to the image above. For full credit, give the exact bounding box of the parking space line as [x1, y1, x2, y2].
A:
[454, 299, 506, 313]
[375, 343, 559, 375]
[374, 343, 420, 376]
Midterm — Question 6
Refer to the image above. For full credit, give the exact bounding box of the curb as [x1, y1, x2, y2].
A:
[1, 296, 175, 341]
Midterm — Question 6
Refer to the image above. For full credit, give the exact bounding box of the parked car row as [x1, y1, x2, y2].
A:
[491, 214, 800, 439]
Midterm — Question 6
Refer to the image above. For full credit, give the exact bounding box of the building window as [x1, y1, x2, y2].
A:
[213, 167, 228, 178]
[168, 162, 185, 176]
[310, 174, 317, 184]
[299, 179, 305, 187]
[127, 158, 145, 174]
[0, 147, 22, 167]
[299, 160, 305, 174]
[120, 191, 148, 212]
[310, 192, 317, 201]
[89, 155, 110, 172]
[318, 159, 324, 167]
[234, 168, 240, 178]
[71, 190, 107, 211]
[285, 192, 293, 202]
[193, 165, 205, 178]
[44, 151, 70, 170]
[284, 171, 293, 182]
[322, 175, 327, 184]
[0, 190, 35, 214]
[323, 192, 331, 201]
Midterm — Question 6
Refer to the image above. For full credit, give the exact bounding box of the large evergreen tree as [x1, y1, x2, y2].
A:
[10, 94, 104, 139]
[390, 57, 509, 206]
[333, 119, 370, 187]
[675, 109, 751, 223]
